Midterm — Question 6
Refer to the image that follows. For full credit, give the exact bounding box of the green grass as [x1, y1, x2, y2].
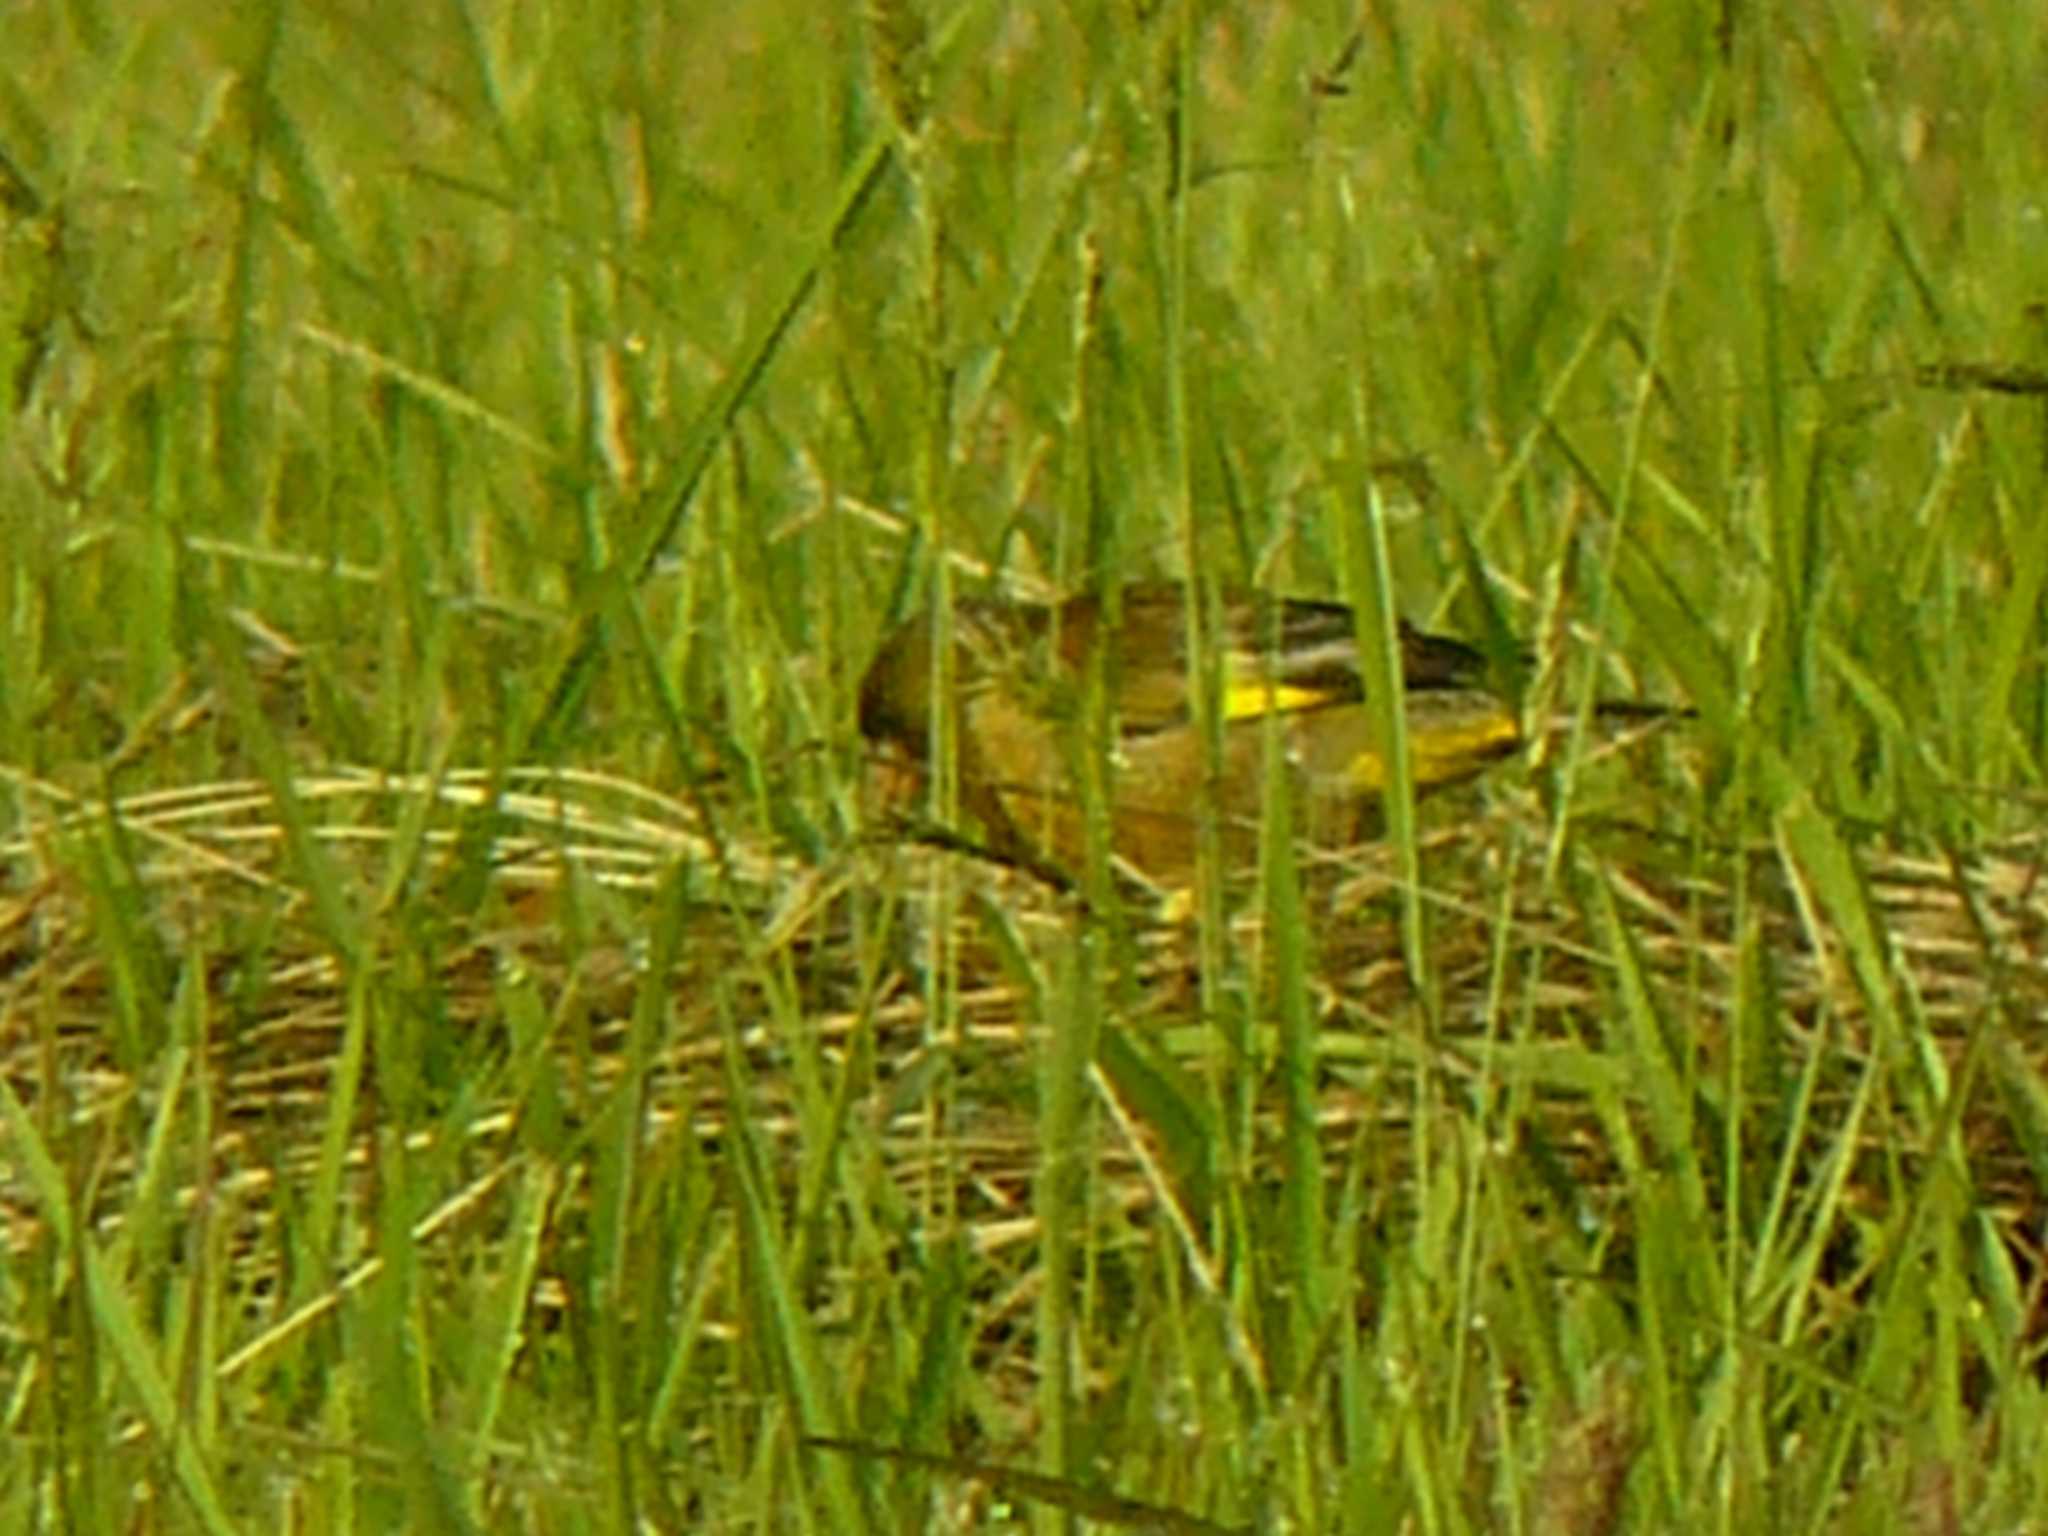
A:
[7, 1, 2048, 1530]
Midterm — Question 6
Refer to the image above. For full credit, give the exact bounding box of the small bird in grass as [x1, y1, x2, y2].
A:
[858, 582, 1526, 885]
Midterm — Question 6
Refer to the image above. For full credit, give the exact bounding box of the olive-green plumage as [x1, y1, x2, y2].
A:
[860, 583, 1521, 881]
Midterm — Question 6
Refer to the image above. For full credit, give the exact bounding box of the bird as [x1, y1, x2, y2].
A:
[858, 582, 1524, 884]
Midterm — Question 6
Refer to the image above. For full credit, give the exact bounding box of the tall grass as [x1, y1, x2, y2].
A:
[5, 1, 2048, 1530]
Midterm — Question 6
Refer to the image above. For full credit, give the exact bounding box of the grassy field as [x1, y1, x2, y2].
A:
[6, 1, 2048, 1530]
